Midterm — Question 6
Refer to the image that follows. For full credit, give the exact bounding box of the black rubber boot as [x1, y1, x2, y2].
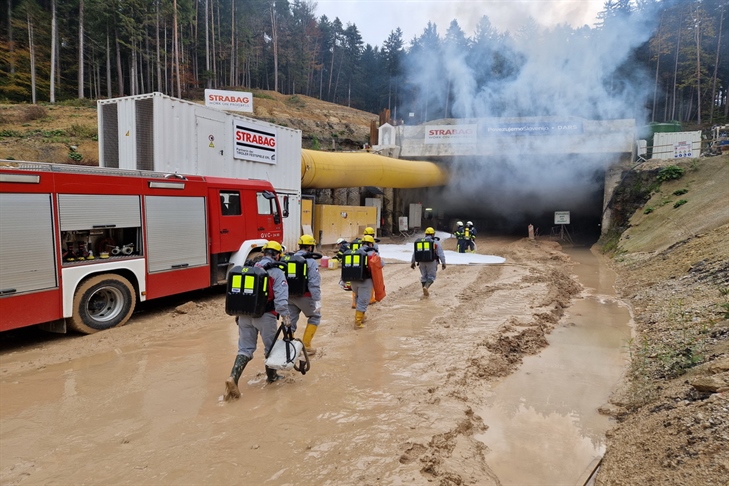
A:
[224, 354, 251, 401]
[266, 366, 283, 383]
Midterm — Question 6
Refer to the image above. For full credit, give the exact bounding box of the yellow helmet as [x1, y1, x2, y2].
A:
[363, 227, 376, 236]
[362, 235, 375, 244]
[298, 234, 316, 246]
[425, 227, 435, 235]
[262, 240, 283, 254]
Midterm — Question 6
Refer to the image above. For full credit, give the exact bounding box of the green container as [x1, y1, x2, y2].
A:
[639, 121, 682, 157]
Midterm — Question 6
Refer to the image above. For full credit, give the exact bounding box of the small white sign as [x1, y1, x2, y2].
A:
[554, 211, 570, 224]
[205, 89, 253, 113]
[398, 216, 408, 232]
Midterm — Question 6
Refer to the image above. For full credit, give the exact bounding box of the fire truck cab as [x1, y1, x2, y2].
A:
[0, 161, 283, 334]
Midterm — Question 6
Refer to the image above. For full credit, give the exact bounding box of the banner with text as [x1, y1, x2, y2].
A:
[480, 121, 584, 137]
[205, 89, 253, 113]
[424, 124, 478, 144]
[233, 121, 277, 164]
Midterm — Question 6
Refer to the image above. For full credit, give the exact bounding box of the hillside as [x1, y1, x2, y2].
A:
[0, 90, 376, 164]
[595, 155, 729, 484]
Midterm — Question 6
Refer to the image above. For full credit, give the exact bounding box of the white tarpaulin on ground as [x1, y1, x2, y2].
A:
[377, 231, 506, 265]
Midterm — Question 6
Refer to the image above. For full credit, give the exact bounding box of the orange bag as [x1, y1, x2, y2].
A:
[368, 253, 386, 302]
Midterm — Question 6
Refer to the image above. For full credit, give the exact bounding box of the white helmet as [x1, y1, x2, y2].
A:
[336, 238, 347, 245]
[456, 221, 463, 226]
[467, 221, 473, 226]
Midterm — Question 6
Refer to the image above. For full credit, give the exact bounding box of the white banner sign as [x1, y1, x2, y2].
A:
[233, 121, 277, 164]
[424, 124, 477, 144]
[205, 89, 253, 113]
[554, 211, 571, 224]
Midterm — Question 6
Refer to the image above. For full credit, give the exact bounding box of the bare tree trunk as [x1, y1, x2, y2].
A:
[211, 0, 217, 88]
[694, 12, 702, 124]
[671, 26, 680, 120]
[50, 0, 56, 103]
[205, 0, 210, 88]
[229, 0, 235, 86]
[9, 0, 15, 74]
[709, 5, 724, 124]
[27, 11, 37, 104]
[156, 2, 162, 92]
[270, 3, 279, 92]
[106, 30, 112, 98]
[116, 29, 124, 96]
[652, 11, 663, 122]
[78, 0, 85, 98]
[174, 0, 181, 97]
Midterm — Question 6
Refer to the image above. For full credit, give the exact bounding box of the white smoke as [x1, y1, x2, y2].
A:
[404, 7, 660, 233]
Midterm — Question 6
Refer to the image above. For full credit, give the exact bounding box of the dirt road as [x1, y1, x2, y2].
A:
[1, 237, 601, 485]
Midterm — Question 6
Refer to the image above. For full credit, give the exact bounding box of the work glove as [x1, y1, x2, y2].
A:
[442, 264, 446, 270]
[314, 300, 322, 312]
[410, 263, 416, 269]
[281, 314, 292, 327]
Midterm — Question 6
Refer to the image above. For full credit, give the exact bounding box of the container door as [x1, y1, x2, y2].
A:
[196, 116, 228, 176]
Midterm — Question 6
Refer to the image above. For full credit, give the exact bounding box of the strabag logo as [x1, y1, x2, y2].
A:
[205, 89, 253, 113]
[424, 124, 478, 144]
[234, 121, 277, 164]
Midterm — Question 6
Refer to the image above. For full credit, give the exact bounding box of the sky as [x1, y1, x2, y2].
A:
[314, 0, 606, 48]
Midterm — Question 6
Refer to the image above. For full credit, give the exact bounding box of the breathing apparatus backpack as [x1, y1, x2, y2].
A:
[349, 238, 363, 252]
[225, 265, 271, 317]
[281, 254, 308, 296]
[413, 238, 436, 262]
[340, 250, 368, 281]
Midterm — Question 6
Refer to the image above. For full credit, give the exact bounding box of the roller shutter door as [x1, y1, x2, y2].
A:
[145, 196, 207, 273]
[0, 193, 58, 293]
[58, 194, 141, 230]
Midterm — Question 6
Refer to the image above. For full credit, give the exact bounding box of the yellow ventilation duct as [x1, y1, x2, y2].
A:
[300, 149, 448, 189]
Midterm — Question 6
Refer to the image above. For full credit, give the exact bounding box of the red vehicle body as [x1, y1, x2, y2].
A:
[0, 162, 283, 334]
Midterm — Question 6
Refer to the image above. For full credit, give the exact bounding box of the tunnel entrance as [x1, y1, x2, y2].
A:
[408, 154, 609, 244]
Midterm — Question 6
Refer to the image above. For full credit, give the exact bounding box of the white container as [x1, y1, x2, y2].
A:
[98, 92, 303, 250]
[652, 131, 702, 160]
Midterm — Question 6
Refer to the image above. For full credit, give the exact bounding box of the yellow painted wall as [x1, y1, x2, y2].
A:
[314, 204, 377, 245]
[301, 198, 313, 229]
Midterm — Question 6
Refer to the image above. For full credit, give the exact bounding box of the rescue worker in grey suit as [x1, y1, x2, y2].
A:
[224, 240, 290, 401]
[410, 227, 446, 296]
[350, 235, 378, 328]
[287, 234, 322, 355]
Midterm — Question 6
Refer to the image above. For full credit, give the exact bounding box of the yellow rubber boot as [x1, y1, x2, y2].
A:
[303, 323, 318, 356]
[354, 310, 365, 329]
[369, 288, 377, 304]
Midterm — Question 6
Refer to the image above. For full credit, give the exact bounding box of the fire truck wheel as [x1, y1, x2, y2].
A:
[69, 274, 137, 334]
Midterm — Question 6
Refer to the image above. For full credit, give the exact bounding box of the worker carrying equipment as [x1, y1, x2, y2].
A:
[286, 234, 323, 356]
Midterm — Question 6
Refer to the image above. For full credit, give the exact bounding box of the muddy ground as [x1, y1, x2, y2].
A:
[1, 236, 593, 485]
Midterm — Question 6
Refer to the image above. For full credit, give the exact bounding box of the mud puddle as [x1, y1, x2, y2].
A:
[475, 246, 632, 485]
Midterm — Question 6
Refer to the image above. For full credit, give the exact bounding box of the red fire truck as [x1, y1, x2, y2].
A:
[0, 161, 284, 334]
